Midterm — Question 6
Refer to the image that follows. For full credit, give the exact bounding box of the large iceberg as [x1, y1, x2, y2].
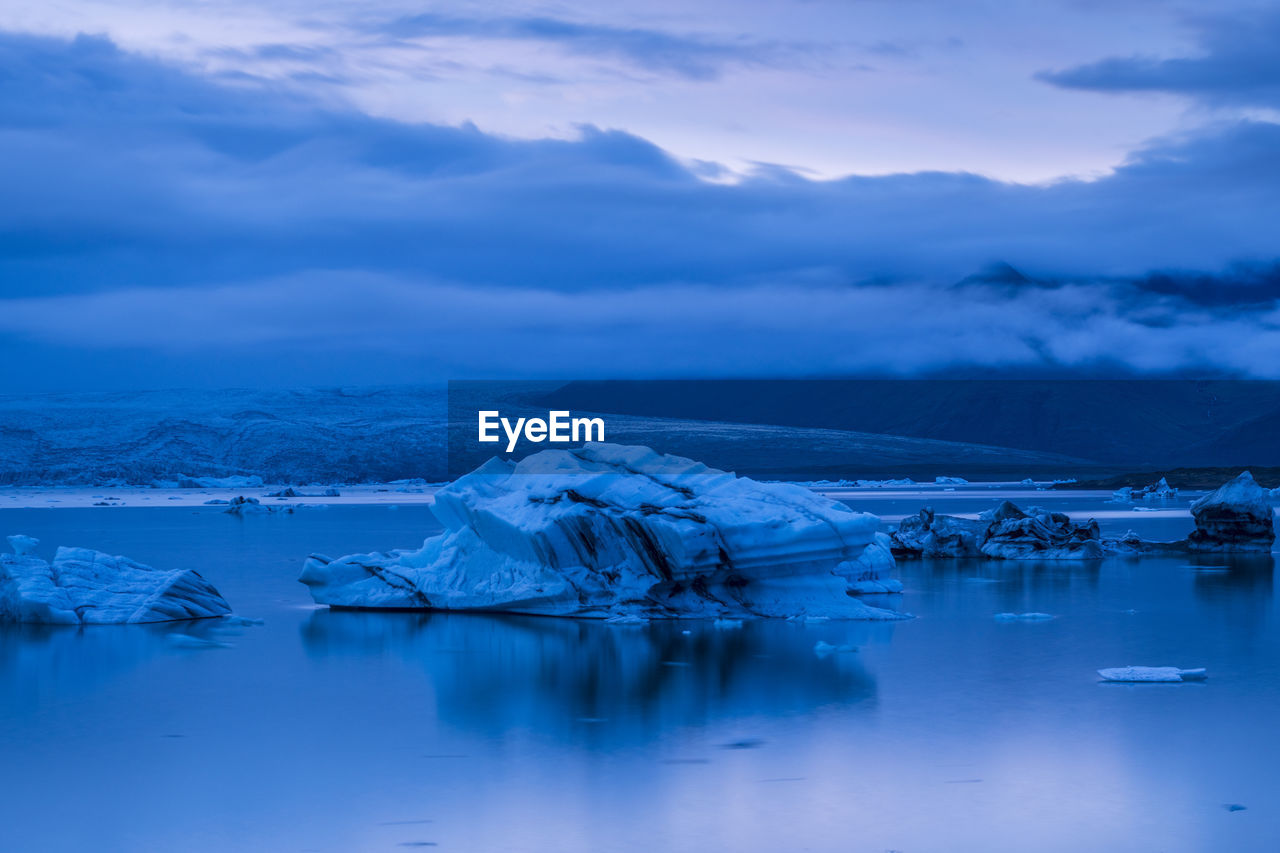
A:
[300, 444, 904, 620]
[2, 540, 232, 624]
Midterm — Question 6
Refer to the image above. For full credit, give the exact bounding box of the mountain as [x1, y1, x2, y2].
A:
[535, 379, 1280, 468]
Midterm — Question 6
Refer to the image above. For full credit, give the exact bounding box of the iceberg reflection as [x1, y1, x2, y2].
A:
[301, 610, 884, 737]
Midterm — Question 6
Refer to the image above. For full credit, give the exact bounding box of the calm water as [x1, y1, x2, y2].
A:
[2, 496, 1278, 852]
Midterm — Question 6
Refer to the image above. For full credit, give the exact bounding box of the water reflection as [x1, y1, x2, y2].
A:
[916, 555, 1102, 594]
[0, 618, 247, 713]
[1189, 554, 1275, 636]
[301, 610, 883, 737]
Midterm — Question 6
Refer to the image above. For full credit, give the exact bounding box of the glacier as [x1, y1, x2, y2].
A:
[300, 444, 906, 620]
[2, 539, 232, 624]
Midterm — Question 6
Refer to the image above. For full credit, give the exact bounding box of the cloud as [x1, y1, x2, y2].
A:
[3, 273, 1280, 380]
[1, 30, 1280, 388]
[1038, 9, 1280, 108]
[367, 12, 788, 80]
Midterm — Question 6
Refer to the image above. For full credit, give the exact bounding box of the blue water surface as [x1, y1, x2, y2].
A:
[1, 498, 1276, 852]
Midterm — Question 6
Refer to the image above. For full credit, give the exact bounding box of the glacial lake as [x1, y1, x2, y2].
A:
[2, 492, 1277, 852]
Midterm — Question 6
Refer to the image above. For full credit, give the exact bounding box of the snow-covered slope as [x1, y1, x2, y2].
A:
[301, 444, 905, 620]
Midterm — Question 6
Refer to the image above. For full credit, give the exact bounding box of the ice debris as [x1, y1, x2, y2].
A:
[1097, 666, 1207, 683]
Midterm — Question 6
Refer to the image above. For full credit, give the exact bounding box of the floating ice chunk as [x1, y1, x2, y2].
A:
[893, 502, 1101, 560]
[1097, 666, 1207, 683]
[1, 544, 232, 624]
[980, 503, 1102, 560]
[223, 496, 274, 516]
[993, 612, 1055, 622]
[167, 632, 233, 649]
[7, 534, 38, 556]
[935, 476, 968, 485]
[220, 614, 265, 626]
[1188, 472, 1276, 552]
[813, 640, 858, 656]
[300, 444, 905, 620]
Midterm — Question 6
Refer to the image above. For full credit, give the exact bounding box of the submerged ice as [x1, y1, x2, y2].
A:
[300, 444, 905, 620]
[1, 539, 232, 624]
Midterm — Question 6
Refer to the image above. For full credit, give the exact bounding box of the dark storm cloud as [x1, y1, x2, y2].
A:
[1038, 8, 1280, 107]
[1, 30, 1279, 387]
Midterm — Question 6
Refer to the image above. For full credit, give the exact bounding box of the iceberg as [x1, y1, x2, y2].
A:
[892, 501, 1102, 560]
[7, 534, 38, 556]
[1187, 472, 1275, 553]
[300, 444, 905, 620]
[890, 508, 986, 557]
[1, 540, 232, 624]
[980, 502, 1103, 560]
[1098, 666, 1207, 683]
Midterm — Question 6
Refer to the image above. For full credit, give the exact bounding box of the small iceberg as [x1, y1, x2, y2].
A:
[813, 640, 858, 656]
[2, 538, 232, 625]
[1097, 666, 1207, 683]
[1188, 472, 1275, 552]
[7, 534, 38, 556]
[892, 502, 1102, 560]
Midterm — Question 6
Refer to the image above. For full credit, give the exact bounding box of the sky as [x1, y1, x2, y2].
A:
[1, 0, 1279, 391]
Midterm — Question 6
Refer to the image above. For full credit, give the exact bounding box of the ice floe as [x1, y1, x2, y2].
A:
[1097, 666, 1207, 683]
[300, 444, 905, 620]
